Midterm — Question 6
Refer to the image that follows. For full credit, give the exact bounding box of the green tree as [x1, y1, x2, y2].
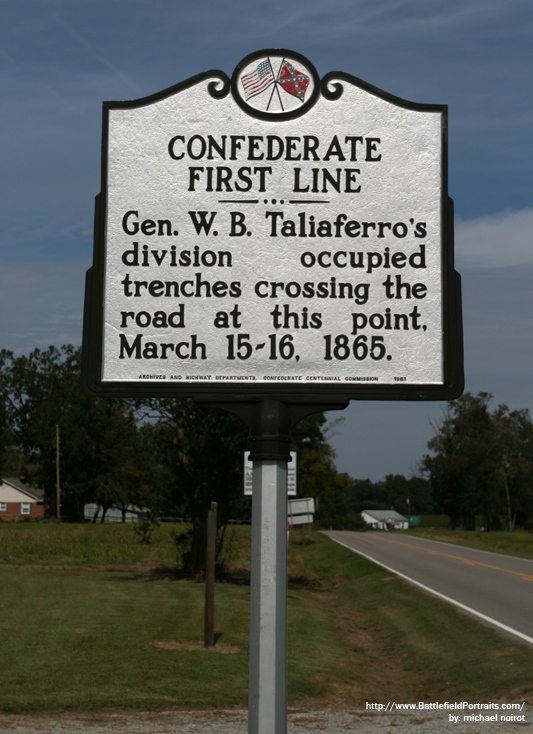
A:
[0, 351, 13, 475]
[423, 392, 533, 530]
[492, 404, 533, 530]
[139, 399, 248, 576]
[315, 472, 367, 530]
[291, 413, 340, 498]
[140, 405, 350, 570]
[377, 474, 433, 516]
[290, 412, 359, 529]
[317, 472, 432, 528]
[1, 346, 154, 519]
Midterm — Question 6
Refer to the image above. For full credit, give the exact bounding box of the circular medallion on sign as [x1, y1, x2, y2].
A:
[231, 50, 320, 121]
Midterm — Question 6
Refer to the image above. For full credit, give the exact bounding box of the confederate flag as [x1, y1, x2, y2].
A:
[277, 61, 310, 102]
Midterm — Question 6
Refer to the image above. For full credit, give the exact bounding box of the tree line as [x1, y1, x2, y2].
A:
[1, 346, 532, 562]
[318, 392, 532, 532]
[0, 345, 349, 573]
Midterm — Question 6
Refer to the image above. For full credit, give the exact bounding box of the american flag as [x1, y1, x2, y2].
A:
[241, 59, 275, 99]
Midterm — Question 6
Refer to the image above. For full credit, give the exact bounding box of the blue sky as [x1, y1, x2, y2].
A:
[1, 0, 532, 483]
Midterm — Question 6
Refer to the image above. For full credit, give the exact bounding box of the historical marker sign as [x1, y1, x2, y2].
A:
[83, 49, 463, 402]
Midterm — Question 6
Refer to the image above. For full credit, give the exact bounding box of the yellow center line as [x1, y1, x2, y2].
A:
[372, 536, 533, 582]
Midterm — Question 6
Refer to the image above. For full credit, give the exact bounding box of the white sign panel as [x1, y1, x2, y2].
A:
[83, 49, 463, 401]
[288, 497, 315, 515]
[244, 452, 296, 495]
[289, 514, 314, 526]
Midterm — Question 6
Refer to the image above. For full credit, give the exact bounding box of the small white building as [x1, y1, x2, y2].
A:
[361, 509, 409, 530]
[84, 503, 148, 523]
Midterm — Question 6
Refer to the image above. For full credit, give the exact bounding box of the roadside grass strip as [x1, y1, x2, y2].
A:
[404, 525, 533, 561]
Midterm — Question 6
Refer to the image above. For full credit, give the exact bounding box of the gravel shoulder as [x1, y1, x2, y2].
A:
[0, 707, 531, 733]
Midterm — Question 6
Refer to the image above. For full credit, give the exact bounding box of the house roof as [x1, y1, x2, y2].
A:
[1, 478, 45, 502]
[362, 509, 408, 523]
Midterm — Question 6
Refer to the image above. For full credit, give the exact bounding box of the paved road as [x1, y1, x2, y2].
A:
[324, 531, 533, 648]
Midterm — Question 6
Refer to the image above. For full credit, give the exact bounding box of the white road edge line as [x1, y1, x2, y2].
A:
[329, 536, 533, 648]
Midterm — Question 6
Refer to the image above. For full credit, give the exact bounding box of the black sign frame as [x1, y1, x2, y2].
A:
[82, 49, 463, 404]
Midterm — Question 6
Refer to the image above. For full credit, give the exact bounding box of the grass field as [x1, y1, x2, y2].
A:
[0, 521, 182, 566]
[404, 520, 533, 560]
[0, 522, 532, 712]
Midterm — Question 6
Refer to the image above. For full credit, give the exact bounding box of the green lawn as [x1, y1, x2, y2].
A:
[0, 521, 181, 566]
[0, 567, 249, 710]
[0, 524, 532, 712]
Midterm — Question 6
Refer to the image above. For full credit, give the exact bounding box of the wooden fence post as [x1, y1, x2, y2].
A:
[204, 501, 218, 648]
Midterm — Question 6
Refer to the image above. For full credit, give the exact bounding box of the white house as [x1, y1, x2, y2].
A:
[361, 509, 409, 530]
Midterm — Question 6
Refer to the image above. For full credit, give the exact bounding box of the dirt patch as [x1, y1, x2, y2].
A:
[305, 587, 433, 707]
[152, 640, 241, 654]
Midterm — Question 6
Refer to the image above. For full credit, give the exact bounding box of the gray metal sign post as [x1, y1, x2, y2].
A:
[241, 399, 346, 734]
[249, 458, 289, 734]
[247, 402, 292, 734]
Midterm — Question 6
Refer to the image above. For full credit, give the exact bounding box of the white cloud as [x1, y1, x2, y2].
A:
[456, 208, 533, 269]
[213, 0, 529, 42]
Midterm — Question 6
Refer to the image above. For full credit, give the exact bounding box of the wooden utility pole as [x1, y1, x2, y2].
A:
[56, 424, 61, 523]
[204, 501, 218, 648]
